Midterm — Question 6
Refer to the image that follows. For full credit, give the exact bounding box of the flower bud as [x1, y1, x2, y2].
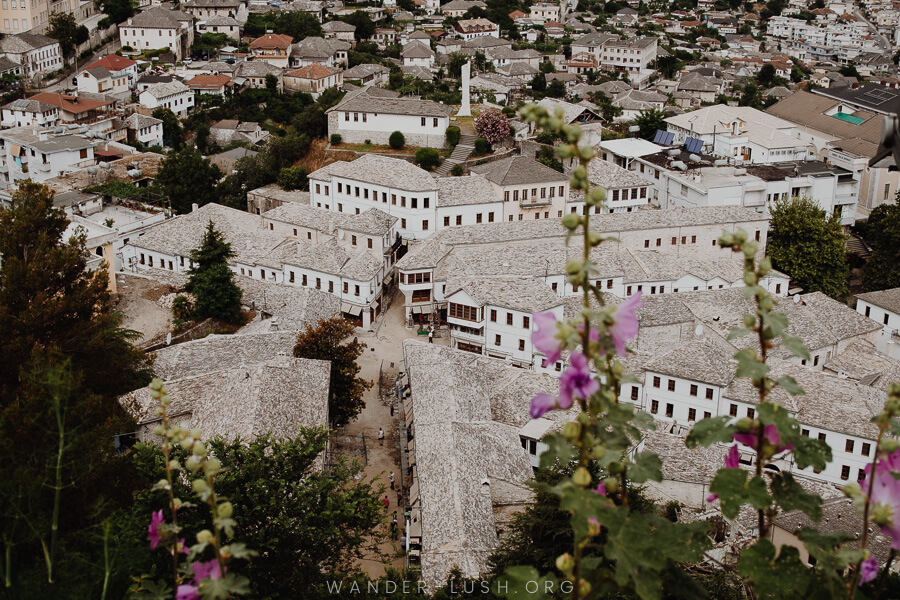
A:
[193, 479, 209, 494]
[578, 579, 591, 595]
[587, 232, 603, 247]
[180, 438, 195, 451]
[735, 417, 754, 432]
[587, 186, 605, 206]
[196, 529, 214, 544]
[842, 482, 862, 500]
[586, 517, 601, 537]
[168, 459, 181, 471]
[572, 467, 592, 487]
[206, 457, 222, 475]
[565, 260, 582, 275]
[193, 443, 207, 457]
[743, 314, 756, 328]
[743, 271, 757, 286]
[153, 424, 165, 435]
[185, 456, 201, 472]
[603, 477, 618, 492]
[879, 438, 899, 453]
[191, 428, 202, 440]
[561, 213, 580, 230]
[555, 553, 575, 573]
[872, 503, 893, 527]
[563, 422, 581, 440]
[218, 501, 233, 518]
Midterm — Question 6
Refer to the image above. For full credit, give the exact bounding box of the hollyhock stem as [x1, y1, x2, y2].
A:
[873, 550, 896, 600]
[158, 396, 182, 584]
[848, 428, 885, 596]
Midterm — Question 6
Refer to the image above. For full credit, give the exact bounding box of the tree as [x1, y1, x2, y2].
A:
[656, 53, 679, 78]
[415, 147, 441, 171]
[0, 182, 150, 593]
[265, 72, 279, 94]
[293, 317, 372, 426]
[767, 196, 849, 299]
[185, 221, 243, 323]
[272, 11, 323, 40]
[278, 166, 308, 190]
[389, 130, 405, 150]
[47, 12, 89, 59]
[536, 146, 563, 172]
[739, 82, 763, 109]
[475, 109, 510, 144]
[531, 71, 547, 92]
[154, 147, 223, 214]
[96, 0, 134, 24]
[862, 203, 900, 291]
[757, 63, 776, 87]
[338, 12, 375, 41]
[546, 79, 567, 98]
[125, 428, 386, 598]
[634, 107, 666, 141]
[152, 107, 184, 149]
[448, 52, 469, 79]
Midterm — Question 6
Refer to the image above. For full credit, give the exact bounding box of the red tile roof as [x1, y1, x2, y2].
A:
[186, 74, 232, 89]
[28, 92, 112, 115]
[285, 63, 336, 79]
[249, 33, 293, 49]
[85, 54, 136, 72]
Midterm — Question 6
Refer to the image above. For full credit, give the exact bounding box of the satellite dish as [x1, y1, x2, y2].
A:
[714, 159, 727, 166]
[694, 324, 703, 336]
[166, 332, 172, 345]
[793, 294, 801, 303]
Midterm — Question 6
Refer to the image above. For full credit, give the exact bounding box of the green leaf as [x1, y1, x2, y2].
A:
[798, 528, 860, 578]
[765, 312, 789, 339]
[770, 473, 822, 520]
[129, 579, 172, 600]
[781, 333, 810, 360]
[792, 435, 832, 471]
[496, 566, 556, 599]
[629, 451, 663, 484]
[709, 469, 771, 519]
[538, 433, 577, 471]
[734, 348, 770, 384]
[685, 416, 734, 448]
[737, 540, 812, 599]
[727, 326, 750, 340]
[774, 375, 805, 396]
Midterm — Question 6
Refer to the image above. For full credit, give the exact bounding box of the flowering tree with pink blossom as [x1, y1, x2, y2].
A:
[490, 103, 900, 600]
[474, 109, 511, 145]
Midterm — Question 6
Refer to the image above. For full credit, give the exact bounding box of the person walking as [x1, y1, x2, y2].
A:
[389, 400, 395, 417]
[389, 471, 395, 490]
[400, 535, 407, 553]
[391, 514, 398, 537]
[378, 428, 384, 445]
[382, 496, 390, 510]
[428, 327, 433, 343]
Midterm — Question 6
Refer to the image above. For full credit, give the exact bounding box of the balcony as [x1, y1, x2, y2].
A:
[36, 162, 51, 173]
[520, 196, 552, 207]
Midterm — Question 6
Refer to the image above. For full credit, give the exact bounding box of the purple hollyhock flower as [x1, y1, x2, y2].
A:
[724, 444, 740, 469]
[148, 510, 164, 550]
[706, 494, 718, 503]
[559, 352, 599, 408]
[609, 292, 644, 356]
[577, 322, 601, 344]
[733, 425, 792, 452]
[595, 482, 606, 496]
[859, 556, 879, 584]
[530, 393, 556, 419]
[532, 311, 564, 365]
[176, 584, 200, 600]
[866, 448, 900, 550]
[192, 559, 224, 581]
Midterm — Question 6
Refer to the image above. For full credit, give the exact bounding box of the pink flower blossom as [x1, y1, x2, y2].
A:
[595, 482, 606, 496]
[148, 510, 164, 550]
[192, 559, 224, 581]
[706, 494, 718, 503]
[860, 556, 879, 584]
[609, 292, 644, 355]
[866, 448, 900, 550]
[532, 311, 563, 365]
[724, 444, 740, 469]
[530, 393, 557, 419]
[559, 352, 599, 408]
[176, 584, 200, 600]
[733, 425, 792, 453]
[577, 322, 600, 344]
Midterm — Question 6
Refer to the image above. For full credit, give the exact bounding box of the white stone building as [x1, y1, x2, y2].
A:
[139, 80, 194, 116]
[76, 54, 138, 94]
[0, 33, 61, 79]
[119, 7, 194, 61]
[124, 112, 164, 147]
[0, 126, 97, 186]
[0, 98, 58, 128]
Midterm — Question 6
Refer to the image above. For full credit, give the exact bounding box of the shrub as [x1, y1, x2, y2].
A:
[415, 148, 441, 171]
[475, 108, 510, 144]
[330, 133, 342, 145]
[445, 125, 461, 146]
[473, 137, 490, 156]
[535, 131, 557, 145]
[389, 131, 405, 150]
[364, 139, 371, 145]
[450, 163, 464, 176]
[501, 105, 517, 117]
[277, 166, 308, 191]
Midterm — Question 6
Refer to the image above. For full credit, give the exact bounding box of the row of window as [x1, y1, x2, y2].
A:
[400, 271, 431, 284]
[489, 310, 530, 329]
[491, 334, 526, 351]
[610, 188, 647, 202]
[330, 181, 433, 210]
[503, 186, 564, 202]
[649, 400, 711, 421]
[651, 377, 716, 399]
[448, 302, 478, 321]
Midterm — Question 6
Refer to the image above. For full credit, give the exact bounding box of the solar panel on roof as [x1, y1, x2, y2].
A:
[652, 129, 667, 145]
[661, 131, 674, 145]
[859, 88, 897, 106]
[691, 138, 704, 154]
[683, 137, 702, 154]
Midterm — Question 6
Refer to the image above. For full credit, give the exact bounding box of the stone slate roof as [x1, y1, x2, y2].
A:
[129, 7, 192, 28]
[142, 80, 190, 99]
[470, 156, 567, 186]
[322, 20, 356, 32]
[855, 287, 900, 315]
[327, 85, 452, 118]
[435, 174, 498, 207]
[0, 32, 58, 53]
[292, 36, 349, 59]
[120, 355, 331, 441]
[151, 332, 298, 379]
[3, 98, 56, 113]
[446, 276, 563, 313]
[308, 154, 437, 191]
[402, 40, 435, 58]
[124, 112, 162, 129]
[645, 338, 736, 386]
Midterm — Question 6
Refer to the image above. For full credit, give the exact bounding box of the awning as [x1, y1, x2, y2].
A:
[411, 305, 423, 314]
[341, 302, 352, 312]
[348, 304, 363, 317]
[371, 299, 379, 311]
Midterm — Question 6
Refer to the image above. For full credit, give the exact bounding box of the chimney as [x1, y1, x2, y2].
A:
[191, 203, 199, 212]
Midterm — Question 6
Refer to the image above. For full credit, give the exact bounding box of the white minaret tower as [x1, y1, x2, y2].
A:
[458, 61, 472, 117]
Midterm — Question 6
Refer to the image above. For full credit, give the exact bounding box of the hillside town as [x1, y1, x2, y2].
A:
[2, 0, 900, 594]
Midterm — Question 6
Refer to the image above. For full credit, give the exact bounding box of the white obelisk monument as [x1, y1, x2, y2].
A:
[458, 61, 472, 117]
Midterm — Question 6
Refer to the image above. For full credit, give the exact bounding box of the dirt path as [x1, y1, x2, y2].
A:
[115, 273, 175, 344]
[343, 288, 446, 578]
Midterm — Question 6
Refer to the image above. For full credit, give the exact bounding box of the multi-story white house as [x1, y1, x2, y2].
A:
[0, 98, 58, 128]
[454, 18, 499, 40]
[321, 20, 356, 42]
[77, 54, 138, 94]
[325, 86, 451, 147]
[401, 41, 435, 68]
[470, 156, 570, 221]
[123, 202, 398, 328]
[249, 33, 292, 68]
[195, 15, 242, 40]
[182, 0, 248, 23]
[125, 113, 164, 147]
[119, 7, 194, 61]
[665, 105, 813, 165]
[0, 33, 61, 79]
[579, 158, 654, 214]
[0, 126, 97, 186]
[529, 2, 560, 23]
[290, 36, 349, 68]
[139, 80, 194, 116]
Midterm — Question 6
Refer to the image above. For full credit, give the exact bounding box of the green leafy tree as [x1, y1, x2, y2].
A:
[447, 52, 469, 79]
[152, 107, 184, 149]
[862, 203, 900, 291]
[127, 428, 386, 598]
[756, 63, 776, 87]
[154, 147, 223, 214]
[546, 79, 567, 98]
[740, 82, 763, 109]
[414, 147, 441, 171]
[185, 221, 243, 323]
[96, 0, 134, 24]
[0, 182, 150, 594]
[389, 130, 405, 150]
[265, 72, 279, 94]
[446, 125, 461, 146]
[292, 317, 372, 426]
[634, 107, 667, 141]
[337, 12, 375, 41]
[767, 195, 849, 299]
[47, 12, 89, 59]
[278, 165, 308, 190]
[531, 71, 547, 93]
